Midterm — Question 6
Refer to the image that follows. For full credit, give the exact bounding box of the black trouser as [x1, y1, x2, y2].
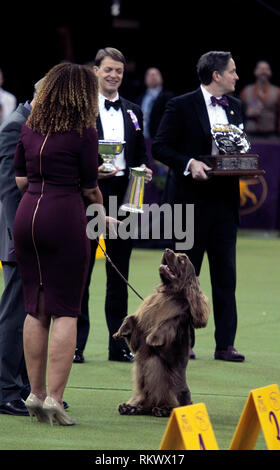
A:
[178, 199, 238, 351]
[77, 176, 133, 354]
[0, 262, 29, 404]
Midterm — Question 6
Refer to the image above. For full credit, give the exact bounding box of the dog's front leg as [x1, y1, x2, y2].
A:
[118, 393, 149, 415]
[113, 315, 140, 352]
[118, 402, 147, 415]
[118, 363, 151, 415]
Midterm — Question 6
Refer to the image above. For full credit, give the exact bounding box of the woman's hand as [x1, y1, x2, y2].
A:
[105, 216, 122, 238]
[97, 165, 119, 179]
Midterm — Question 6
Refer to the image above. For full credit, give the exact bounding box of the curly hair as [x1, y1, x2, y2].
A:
[27, 62, 99, 136]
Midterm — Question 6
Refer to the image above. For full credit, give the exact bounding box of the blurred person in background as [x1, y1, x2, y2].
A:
[240, 60, 280, 138]
[0, 69, 17, 124]
[138, 67, 174, 139]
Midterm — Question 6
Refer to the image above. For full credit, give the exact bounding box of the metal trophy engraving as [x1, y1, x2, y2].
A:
[98, 140, 126, 173]
[120, 167, 146, 213]
[202, 124, 265, 176]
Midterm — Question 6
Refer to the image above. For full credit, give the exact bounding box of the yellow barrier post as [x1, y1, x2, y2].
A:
[95, 235, 105, 259]
[159, 403, 219, 450]
[229, 384, 280, 450]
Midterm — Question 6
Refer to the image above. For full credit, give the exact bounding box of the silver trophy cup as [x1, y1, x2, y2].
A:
[98, 140, 126, 173]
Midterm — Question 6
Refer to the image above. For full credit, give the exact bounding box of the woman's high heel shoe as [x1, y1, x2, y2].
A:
[43, 396, 76, 426]
[25, 393, 49, 423]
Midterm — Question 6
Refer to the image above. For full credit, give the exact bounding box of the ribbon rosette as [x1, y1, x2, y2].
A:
[127, 109, 141, 131]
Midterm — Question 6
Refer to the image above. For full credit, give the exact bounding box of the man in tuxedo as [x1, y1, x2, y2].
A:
[152, 51, 245, 362]
[74, 48, 152, 363]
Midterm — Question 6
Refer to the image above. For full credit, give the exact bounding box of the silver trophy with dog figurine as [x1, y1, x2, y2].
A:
[202, 124, 265, 176]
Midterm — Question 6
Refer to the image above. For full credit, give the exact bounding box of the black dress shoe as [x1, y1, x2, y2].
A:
[214, 346, 245, 362]
[189, 348, 196, 359]
[73, 348, 85, 363]
[109, 348, 134, 362]
[0, 399, 29, 416]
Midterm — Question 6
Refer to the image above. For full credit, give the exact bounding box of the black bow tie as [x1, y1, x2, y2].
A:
[105, 99, 121, 111]
[210, 95, 229, 108]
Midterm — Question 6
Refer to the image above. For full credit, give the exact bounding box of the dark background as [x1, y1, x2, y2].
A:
[1, 0, 280, 103]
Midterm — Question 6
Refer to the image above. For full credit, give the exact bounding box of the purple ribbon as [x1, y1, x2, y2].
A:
[127, 110, 141, 131]
[210, 95, 229, 108]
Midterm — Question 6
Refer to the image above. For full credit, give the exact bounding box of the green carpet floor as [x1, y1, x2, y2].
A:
[0, 234, 279, 451]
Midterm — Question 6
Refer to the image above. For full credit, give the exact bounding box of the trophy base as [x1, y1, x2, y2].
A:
[100, 163, 116, 173]
[206, 169, 265, 176]
[201, 154, 265, 176]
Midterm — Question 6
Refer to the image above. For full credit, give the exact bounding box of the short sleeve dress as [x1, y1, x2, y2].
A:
[13, 124, 98, 318]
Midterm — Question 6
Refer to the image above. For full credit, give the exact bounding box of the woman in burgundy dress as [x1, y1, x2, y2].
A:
[13, 63, 104, 425]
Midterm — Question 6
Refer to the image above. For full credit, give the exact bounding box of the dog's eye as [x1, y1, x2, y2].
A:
[179, 257, 186, 264]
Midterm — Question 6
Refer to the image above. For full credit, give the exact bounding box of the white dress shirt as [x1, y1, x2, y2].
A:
[184, 85, 229, 175]
[98, 93, 125, 176]
[200, 85, 229, 155]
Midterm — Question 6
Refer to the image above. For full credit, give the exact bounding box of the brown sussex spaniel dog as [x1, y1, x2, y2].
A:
[113, 248, 210, 417]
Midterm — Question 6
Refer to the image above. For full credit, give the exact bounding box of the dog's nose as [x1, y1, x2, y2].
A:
[164, 248, 171, 253]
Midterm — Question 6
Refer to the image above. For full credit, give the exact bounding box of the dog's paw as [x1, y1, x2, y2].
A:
[118, 403, 140, 415]
[152, 406, 172, 417]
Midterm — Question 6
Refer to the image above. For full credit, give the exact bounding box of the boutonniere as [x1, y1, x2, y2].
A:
[127, 109, 141, 131]
[230, 110, 234, 115]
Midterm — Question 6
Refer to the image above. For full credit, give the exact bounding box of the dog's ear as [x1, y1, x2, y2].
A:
[185, 276, 210, 328]
[146, 317, 181, 347]
[113, 315, 137, 339]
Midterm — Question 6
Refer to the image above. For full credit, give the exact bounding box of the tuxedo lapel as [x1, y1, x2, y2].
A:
[96, 115, 104, 139]
[120, 98, 135, 163]
[193, 88, 211, 138]
[225, 99, 240, 126]
[120, 99, 134, 139]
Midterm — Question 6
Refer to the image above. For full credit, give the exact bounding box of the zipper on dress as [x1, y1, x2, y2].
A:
[31, 133, 49, 287]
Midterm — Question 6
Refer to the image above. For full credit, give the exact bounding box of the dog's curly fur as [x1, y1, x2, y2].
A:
[113, 249, 210, 417]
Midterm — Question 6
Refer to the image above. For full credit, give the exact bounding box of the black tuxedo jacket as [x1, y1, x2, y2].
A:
[96, 96, 148, 174]
[152, 88, 244, 217]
